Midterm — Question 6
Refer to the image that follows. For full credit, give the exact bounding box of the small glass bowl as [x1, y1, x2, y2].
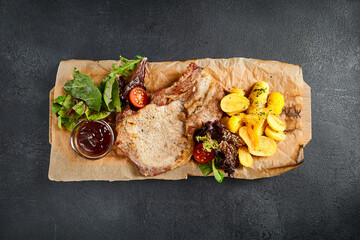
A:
[70, 120, 114, 160]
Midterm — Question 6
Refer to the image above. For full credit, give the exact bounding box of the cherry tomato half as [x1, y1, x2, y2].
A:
[193, 143, 214, 163]
[129, 87, 148, 108]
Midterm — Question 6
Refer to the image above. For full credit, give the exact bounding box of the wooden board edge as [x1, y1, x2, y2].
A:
[302, 82, 312, 146]
[49, 88, 54, 144]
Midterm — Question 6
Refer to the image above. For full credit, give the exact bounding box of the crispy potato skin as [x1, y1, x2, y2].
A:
[267, 92, 284, 116]
[238, 147, 253, 167]
[220, 93, 250, 113]
[219, 81, 286, 166]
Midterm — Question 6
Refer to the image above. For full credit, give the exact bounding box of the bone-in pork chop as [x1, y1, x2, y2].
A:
[115, 63, 224, 176]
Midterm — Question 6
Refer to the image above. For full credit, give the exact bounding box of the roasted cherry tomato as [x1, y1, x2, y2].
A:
[193, 143, 214, 163]
[129, 87, 148, 108]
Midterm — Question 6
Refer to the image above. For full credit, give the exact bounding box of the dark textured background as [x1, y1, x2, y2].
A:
[1, 0, 359, 239]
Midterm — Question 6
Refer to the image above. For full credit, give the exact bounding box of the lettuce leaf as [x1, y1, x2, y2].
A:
[63, 69, 102, 111]
[72, 101, 86, 115]
[52, 103, 62, 114]
[53, 55, 145, 131]
[101, 56, 142, 111]
[212, 158, 224, 183]
[57, 116, 62, 130]
[103, 76, 121, 112]
[196, 134, 219, 152]
[109, 78, 121, 112]
[86, 111, 111, 121]
[54, 94, 67, 105]
[198, 162, 212, 176]
[57, 95, 75, 117]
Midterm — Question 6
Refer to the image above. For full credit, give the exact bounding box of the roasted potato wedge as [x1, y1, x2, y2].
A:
[228, 115, 242, 133]
[220, 93, 250, 113]
[243, 113, 266, 125]
[229, 88, 245, 95]
[253, 119, 267, 136]
[239, 126, 252, 148]
[265, 126, 286, 141]
[249, 136, 277, 157]
[238, 147, 253, 167]
[247, 81, 269, 111]
[226, 110, 242, 116]
[247, 126, 260, 151]
[227, 113, 245, 133]
[267, 92, 284, 116]
[220, 116, 230, 127]
[267, 114, 286, 132]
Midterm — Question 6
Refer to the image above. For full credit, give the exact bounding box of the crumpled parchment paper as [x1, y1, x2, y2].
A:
[49, 57, 311, 181]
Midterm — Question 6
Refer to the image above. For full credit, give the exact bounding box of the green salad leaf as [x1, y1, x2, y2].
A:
[64, 69, 102, 111]
[57, 95, 75, 117]
[54, 94, 67, 105]
[72, 101, 86, 115]
[196, 134, 219, 152]
[53, 55, 145, 131]
[108, 78, 121, 112]
[198, 162, 213, 176]
[103, 75, 121, 112]
[57, 116, 62, 130]
[212, 158, 224, 183]
[111, 56, 143, 77]
[86, 110, 111, 121]
[52, 103, 62, 114]
[198, 157, 225, 183]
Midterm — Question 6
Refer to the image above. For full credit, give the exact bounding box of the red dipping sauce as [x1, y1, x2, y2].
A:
[71, 120, 114, 160]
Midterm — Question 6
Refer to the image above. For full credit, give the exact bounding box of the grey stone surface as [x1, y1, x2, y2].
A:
[0, 0, 359, 239]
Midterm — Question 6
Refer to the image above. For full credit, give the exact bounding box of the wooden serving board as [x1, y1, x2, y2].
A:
[49, 58, 311, 181]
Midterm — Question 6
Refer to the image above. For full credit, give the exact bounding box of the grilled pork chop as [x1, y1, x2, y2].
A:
[115, 63, 224, 176]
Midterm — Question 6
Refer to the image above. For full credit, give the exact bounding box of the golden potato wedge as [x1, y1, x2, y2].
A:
[243, 113, 266, 125]
[239, 126, 252, 148]
[267, 114, 286, 132]
[253, 119, 267, 136]
[220, 93, 250, 113]
[249, 136, 277, 157]
[228, 115, 243, 133]
[229, 88, 245, 95]
[267, 92, 284, 116]
[220, 116, 230, 127]
[247, 126, 260, 151]
[238, 147, 253, 167]
[248, 81, 269, 109]
[226, 110, 242, 116]
[265, 126, 286, 141]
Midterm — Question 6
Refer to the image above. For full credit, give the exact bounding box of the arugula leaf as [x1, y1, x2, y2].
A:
[72, 101, 86, 115]
[199, 162, 213, 176]
[86, 111, 111, 121]
[63, 69, 102, 111]
[52, 103, 62, 114]
[212, 158, 224, 183]
[54, 94, 67, 105]
[111, 56, 143, 77]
